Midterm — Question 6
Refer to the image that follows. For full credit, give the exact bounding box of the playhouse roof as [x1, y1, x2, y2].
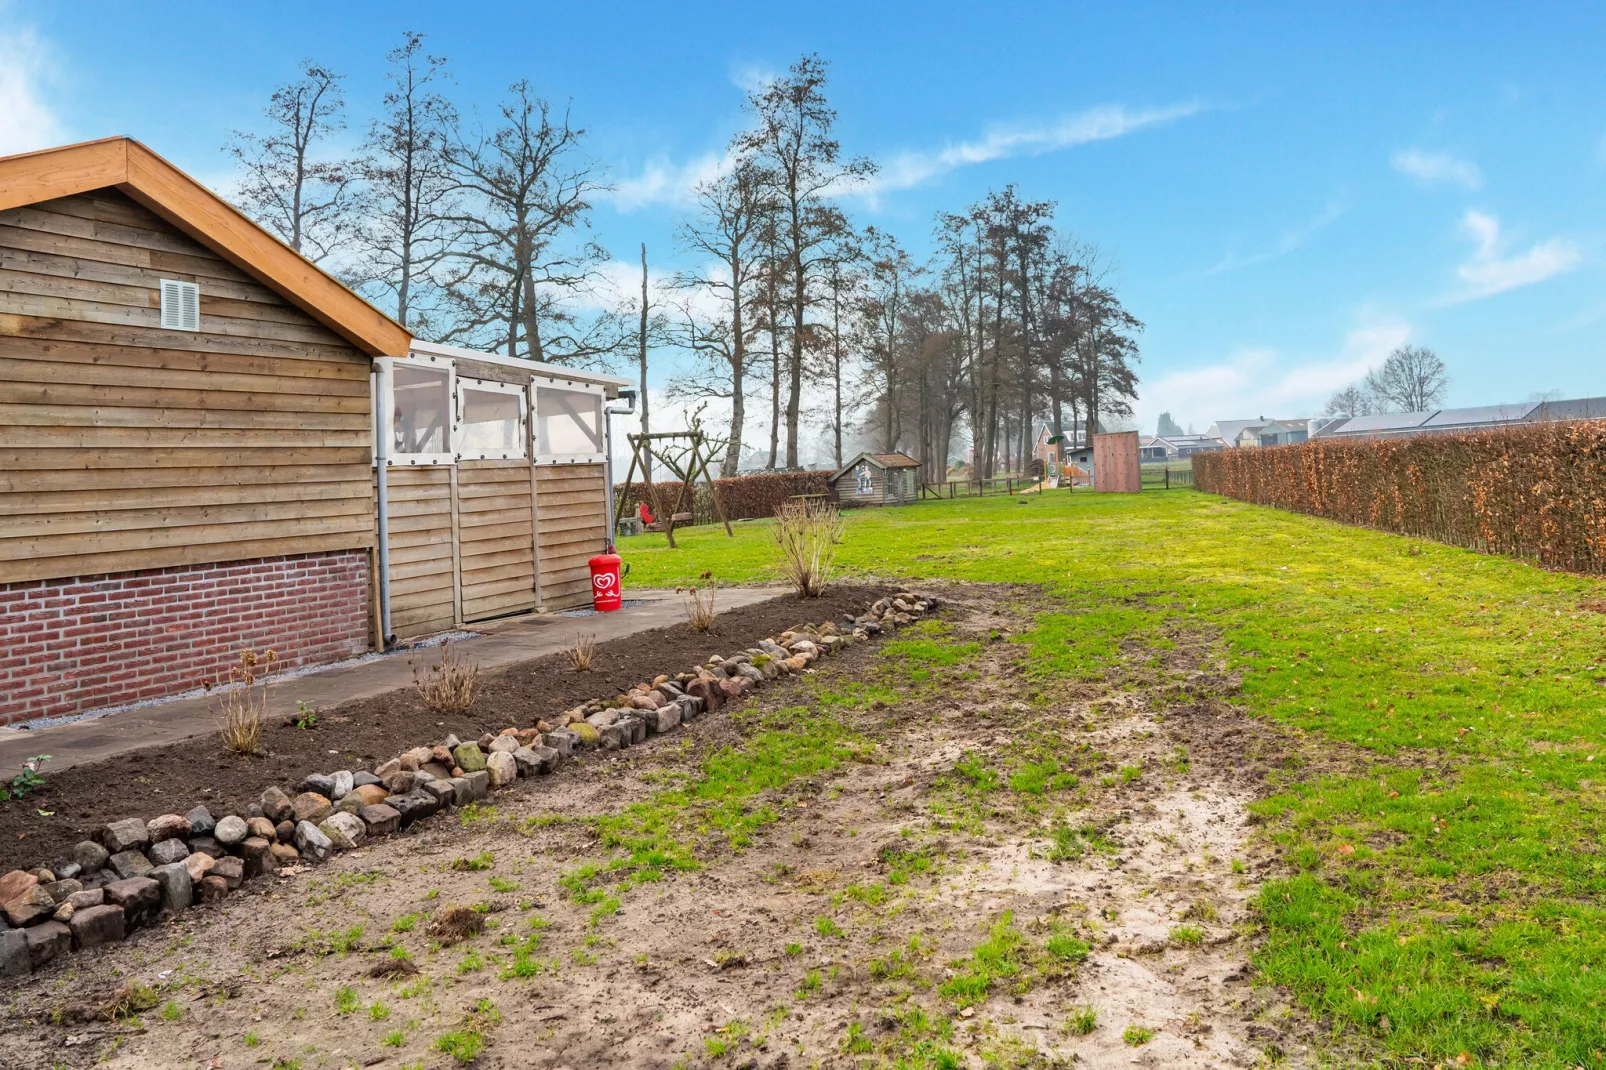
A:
[828, 451, 921, 481]
[0, 136, 411, 356]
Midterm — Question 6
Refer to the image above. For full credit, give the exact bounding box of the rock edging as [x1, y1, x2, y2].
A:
[0, 590, 942, 976]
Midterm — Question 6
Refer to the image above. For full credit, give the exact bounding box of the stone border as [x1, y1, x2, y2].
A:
[0, 591, 941, 977]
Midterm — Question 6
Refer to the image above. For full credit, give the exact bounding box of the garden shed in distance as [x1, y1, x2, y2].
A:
[827, 451, 922, 506]
[0, 137, 626, 727]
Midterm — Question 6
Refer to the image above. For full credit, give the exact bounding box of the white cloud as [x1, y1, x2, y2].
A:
[1200, 195, 1350, 277]
[1136, 316, 1410, 432]
[858, 101, 1202, 196]
[728, 61, 776, 93]
[1447, 209, 1581, 303]
[607, 99, 1202, 211]
[1391, 148, 1482, 190]
[0, 21, 62, 155]
[604, 151, 734, 212]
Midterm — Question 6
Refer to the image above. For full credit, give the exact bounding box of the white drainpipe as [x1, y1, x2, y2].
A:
[372, 363, 394, 646]
[603, 388, 638, 552]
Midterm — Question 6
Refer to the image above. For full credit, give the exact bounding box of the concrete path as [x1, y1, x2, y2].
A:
[0, 587, 790, 777]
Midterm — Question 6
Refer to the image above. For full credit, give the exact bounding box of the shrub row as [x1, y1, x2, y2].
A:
[1191, 421, 1606, 573]
[615, 471, 830, 524]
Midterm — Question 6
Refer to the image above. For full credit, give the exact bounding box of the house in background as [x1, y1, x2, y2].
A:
[827, 451, 921, 506]
[1204, 417, 1311, 448]
[1312, 397, 1606, 440]
[1140, 433, 1227, 460]
[1255, 420, 1310, 447]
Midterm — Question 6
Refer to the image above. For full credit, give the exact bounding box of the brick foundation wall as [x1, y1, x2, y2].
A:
[0, 550, 373, 726]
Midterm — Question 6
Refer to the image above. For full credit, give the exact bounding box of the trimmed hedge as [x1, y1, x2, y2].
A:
[1191, 422, 1606, 573]
[616, 471, 830, 525]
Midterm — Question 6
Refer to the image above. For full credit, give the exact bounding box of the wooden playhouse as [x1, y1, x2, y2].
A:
[827, 452, 922, 507]
[0, 137, 626, 724]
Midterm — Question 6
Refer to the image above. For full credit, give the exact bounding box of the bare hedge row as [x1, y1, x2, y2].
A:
[1191, 421, 1606, 573]
[615, 471, 830, 525]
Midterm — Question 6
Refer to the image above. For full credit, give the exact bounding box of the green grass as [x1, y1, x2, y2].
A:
[434, 1029, 484, 1063]
[617, 489, 1606, 1067]
[940, 912, 1029, 1006]
[334, 986, 358, 1015]
[1064, 1005, 1098, 1036]
[1123, 1024, 1155, 1047]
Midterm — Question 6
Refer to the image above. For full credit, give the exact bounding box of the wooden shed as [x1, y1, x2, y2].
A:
[0, 138, 624, 725]
[1091, 431, 1141, 493]
[376, 342, 628, 640]
[827, 452, 922, 507]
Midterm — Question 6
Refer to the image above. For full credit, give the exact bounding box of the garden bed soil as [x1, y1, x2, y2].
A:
[0, 585, 887, 874]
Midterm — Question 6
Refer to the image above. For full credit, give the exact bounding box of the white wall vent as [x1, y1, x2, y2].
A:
[159, 279, 200, 332]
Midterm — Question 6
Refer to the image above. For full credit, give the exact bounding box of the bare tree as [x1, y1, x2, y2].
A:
[357, 33, 459, 333]
[1364, 345, 1449, 413]
[226, 60, 358, 263]
[670, 161, 771, 476]
[855, 227, 918, 453]
[736, 54, 875, 468]
[441, 82, 610, 362]
[1321, 383, 1379, 419]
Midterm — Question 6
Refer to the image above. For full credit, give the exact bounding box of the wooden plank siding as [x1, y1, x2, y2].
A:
[457, 460, 537, 622]
[535, 464, 607, 608]
[0, 189, 377, 584]
[384, 467, 455, 638]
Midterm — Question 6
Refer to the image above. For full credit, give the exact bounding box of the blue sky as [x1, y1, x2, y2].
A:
[3, 1, 1603, 442]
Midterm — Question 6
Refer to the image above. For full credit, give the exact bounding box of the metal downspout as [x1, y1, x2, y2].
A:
[373, 364, 394, 647]
[603, 389, 638, 552]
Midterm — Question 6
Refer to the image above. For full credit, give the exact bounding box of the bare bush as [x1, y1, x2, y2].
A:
[569, 632, 597, 672]
[410, 640, 479, 713]
[773, 498, 845, 598]
[211, 648, 277, 756]
[683, 585, 717, 632]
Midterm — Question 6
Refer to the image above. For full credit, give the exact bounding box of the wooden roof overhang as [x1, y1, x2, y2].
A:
[0, 136, 412, 356]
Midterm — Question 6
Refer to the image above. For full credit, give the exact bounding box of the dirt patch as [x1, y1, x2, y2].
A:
[0, 585, 1338, 1070]
[0, 585, 885, 875]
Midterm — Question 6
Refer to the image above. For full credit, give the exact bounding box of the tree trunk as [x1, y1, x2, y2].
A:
[638, 243, 651, 480]
[723, 248, 746, 479]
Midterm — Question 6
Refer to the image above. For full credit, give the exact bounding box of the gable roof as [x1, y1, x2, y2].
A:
[0, 137, 411, 356]
[828, 451, 921, 481]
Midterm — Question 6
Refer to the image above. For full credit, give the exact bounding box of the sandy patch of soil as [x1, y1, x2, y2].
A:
[0, 585, 1323, 1070]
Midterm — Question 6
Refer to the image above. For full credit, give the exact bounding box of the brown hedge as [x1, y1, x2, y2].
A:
[1191, 422, 1606, 573]
[615, 471, 830, 525]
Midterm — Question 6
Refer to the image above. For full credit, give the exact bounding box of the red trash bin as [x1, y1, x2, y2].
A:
[589, 552, 623, 612]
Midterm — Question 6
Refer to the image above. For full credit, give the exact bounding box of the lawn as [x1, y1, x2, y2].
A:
[619, 488, 1606, 1068]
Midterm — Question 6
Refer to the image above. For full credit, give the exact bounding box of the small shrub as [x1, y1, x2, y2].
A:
[211, 648, 276, 755]
[683, 585, 717, 632]
[0, 754, 50, 802]
[569, 632, 597, 672]
[291, 700, 319, 729]
[772, 498, 845, 598]
[410, 641, 479, 714]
